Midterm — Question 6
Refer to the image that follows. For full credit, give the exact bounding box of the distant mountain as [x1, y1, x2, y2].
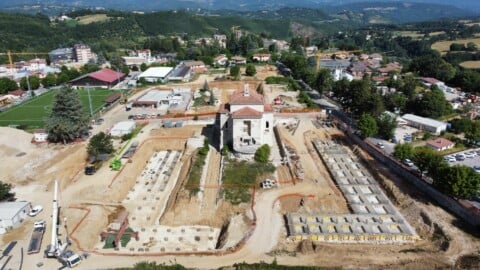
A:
[0, 0, 478, 25]
[0, 0, 479, 14]
[328, 2, 478, 23]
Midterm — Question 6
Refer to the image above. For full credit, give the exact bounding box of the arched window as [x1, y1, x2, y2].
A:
[266, 121, 270, 129]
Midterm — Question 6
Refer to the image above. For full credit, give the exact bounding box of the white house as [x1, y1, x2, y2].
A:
[33, 129, 48, 143]
[252, 53, 271, 62]
[218, 84, 274, 154]
[110, 121, 136, 136]
[213, 54, 228, 66]
[230, 56, 247, 65]
[0, 201, 31, 234]
[401, 114, 448, 135]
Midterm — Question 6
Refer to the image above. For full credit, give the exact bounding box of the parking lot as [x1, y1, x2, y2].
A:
[444, 149, 480, 170]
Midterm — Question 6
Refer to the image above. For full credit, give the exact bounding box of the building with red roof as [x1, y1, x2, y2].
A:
[70, 68, 126, 88]
[426, 138, 455, 152]
[218, 83, 274, 154]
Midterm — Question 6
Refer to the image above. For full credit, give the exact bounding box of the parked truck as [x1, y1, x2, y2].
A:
[84, 160, 103, 175]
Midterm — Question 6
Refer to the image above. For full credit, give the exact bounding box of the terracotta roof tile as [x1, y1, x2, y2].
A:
[230, 89, 264, 105]
[88, 68, 125, 83]
[232, 107, 263, 119]
[427, 138, 454, 149]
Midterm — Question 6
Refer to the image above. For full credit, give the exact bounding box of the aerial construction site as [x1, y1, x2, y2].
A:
[0, 67, 479, 269]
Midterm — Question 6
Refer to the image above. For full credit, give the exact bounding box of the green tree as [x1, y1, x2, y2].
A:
[414, 86, 453, 119]
[245, 64, 256, 76]
[465, 120, 480, 144]
[393, 143, 414, 161]
[41, 73, 57, 88]
[435, 165, 480, 199]
[56, 73, 70, 85]
[254, 144, 271, 163]
[376, 113, 396, 140]
[20, 76, 40, 90]
[45, 87, 89, 144]
[140, 63, 148, 72]
[87, 132, 114, 159]
[0, 181, 12, 201]
[314, 68, 333, 96]
[357, 113, 378, 138]
[0, 77, 18, 94]
[230, 65, 240, 80]
[413, 147, 446, 177]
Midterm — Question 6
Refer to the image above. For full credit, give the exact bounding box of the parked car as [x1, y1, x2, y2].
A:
[376, 142, 385, 149]
[33, 220, 46, 229]
[455, 154, 466, 161]
[473, 166, 480, 173]
[403, 159, 414, 167]
[444, 156, 456, 162]
[28, 205, 43, 217]
[260, 179, 278, 189]
[466, 151, 477, 158]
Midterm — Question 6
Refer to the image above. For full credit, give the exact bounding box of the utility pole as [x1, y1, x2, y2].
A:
[86, 83, 93, 117]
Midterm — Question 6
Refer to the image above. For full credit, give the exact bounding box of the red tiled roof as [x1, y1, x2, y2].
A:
[89, 68, 125, 83]
[232, 107, 263, 119]
[264, 104, 274, 112]
[8, 90, 26, 96]
[422, 77, 442, 84]
[427, 138, 454, 149]
[230, 89, 264, 105]
[34, 129, 46, 134]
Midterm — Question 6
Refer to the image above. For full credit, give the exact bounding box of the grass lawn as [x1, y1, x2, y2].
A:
[460, 61, 480, 69]
[0, 88, 117, 129]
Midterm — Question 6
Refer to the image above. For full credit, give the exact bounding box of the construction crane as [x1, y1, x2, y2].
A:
[0, 50, 49, 68]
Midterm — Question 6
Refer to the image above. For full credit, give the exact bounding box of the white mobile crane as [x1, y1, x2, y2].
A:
[44, 180, 82, 268]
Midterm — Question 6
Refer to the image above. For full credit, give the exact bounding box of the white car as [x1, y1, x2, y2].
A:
[33, 220, 46, 229]
[445, 156, 456, 162]
[403, 159, 414, 167]
[28, 205, 43, 217]
[376, 142, 385, 149]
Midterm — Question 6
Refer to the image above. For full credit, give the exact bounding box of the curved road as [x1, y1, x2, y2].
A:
[76, 182, 315, 269]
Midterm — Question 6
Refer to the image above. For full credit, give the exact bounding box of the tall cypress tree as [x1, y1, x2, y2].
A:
[46, 87, 88, 144]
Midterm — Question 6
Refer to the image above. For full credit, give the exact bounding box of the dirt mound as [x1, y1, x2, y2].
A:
[0, 127, 34, 153]
[455, 255, 480, 269]
[297, 239, 315, 254]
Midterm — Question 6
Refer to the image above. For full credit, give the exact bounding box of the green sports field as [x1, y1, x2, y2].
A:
[0, 88, 118, 129]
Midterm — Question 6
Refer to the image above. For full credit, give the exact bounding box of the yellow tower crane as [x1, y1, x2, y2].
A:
[0, 50, 49, 69]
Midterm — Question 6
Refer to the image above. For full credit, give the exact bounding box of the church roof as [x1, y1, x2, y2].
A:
[232, 107, 263, 119]
[230, 88, 264, 105]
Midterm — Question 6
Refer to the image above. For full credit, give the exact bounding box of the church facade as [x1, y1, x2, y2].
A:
[218, 84, 274, 154]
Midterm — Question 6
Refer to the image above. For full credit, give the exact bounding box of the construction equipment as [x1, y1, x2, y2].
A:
[84, 160, 103, 175]
[0, 51, 48, 68]
[44, 180, 82, 268]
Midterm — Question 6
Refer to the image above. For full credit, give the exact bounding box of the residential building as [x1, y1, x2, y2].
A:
[401, 114, 448, 135]
[0, 201, 31, 234]
[182, 61, 206, 73]
[213, 54, 228, 66]
[426, 138, 455, 151]
[213, 34, 227, 48]
[218, 84, 274, 155]
[378, 62, 402, 76]
[230, 56, 247, 66]
[136, 49, 151, 59]
[252, 53, 271, 62]
[73, 44, 95, 64]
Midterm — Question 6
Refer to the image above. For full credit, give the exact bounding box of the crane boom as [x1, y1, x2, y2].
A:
[45, 180, 59, 257]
